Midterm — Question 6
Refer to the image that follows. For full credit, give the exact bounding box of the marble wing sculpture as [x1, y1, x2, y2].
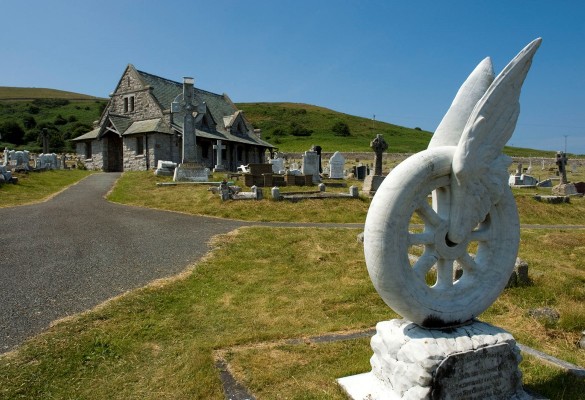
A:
[435, 38, 542, 244]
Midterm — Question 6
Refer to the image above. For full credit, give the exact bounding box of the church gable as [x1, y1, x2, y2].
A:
[194, 104, 217, 132]
[99, 65, 164, 126]
[223, 111, 249, 136]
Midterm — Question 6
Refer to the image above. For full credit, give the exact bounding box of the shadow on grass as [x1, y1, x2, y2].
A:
[524, 370, 585, 399]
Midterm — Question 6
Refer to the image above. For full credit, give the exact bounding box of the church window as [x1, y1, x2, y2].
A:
[85, 142, 92, 159]
[123, 95, 135, 113]
[136, 136, 144, 155]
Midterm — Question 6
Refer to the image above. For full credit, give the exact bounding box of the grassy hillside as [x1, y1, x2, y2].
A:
[0, 87, 107, 152]
[237, 102, 432, 153]
[0, 86, 104, 101]
[0, 86, 561, 157]
[237, 102, 559, 157]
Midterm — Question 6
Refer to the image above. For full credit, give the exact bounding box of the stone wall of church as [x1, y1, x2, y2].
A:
[153, 133, 180, 166]
[122, 135, 147, 171]
[76, 141, 104, 170]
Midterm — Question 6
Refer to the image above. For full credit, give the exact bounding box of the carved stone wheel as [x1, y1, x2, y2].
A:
[364, 147, 520, 327]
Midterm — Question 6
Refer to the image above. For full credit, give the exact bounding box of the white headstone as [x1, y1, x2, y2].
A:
[213, 140, 226, 172]
[269, 157, 285, 174]
[301, 150, 320, 183]
[328, 151, 345, 179]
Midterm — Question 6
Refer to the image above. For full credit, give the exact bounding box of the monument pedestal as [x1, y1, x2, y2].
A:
[361, 175, 385, 196]
[173, 162, 210, 182]
[338, 319, 538, 400]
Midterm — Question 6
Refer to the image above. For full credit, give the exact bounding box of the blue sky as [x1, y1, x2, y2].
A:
[1, 0, 584, 154]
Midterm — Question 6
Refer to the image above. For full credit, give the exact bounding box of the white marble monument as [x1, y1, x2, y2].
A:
[339, 38, 542, 400]
[301, 150, 320, 183]
[328, 151, 345, 179]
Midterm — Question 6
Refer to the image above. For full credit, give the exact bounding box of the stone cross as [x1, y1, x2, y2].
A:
[41, 128, 50, 154]
[172, 77, 198, 164]
[556, 151, 568, 183]
[213, 140, 226, 171]
[370, 134, 388, 176]
[311, 145, 323, 173]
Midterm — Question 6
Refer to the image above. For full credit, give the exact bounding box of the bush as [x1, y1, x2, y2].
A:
[23, 115, 37, 130]
[54, 114, 68, 125]
[289, 122, 312, 137]
[332, 121, 351, 137]
[272, 128, 287, 137]
[0, 121, 25, 145]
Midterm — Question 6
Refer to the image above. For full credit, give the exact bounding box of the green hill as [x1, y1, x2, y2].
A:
[0, 86, 105, 101]
[236, 102, 432, 153]
[0, 87, 107, 152]
[0, 86, 559, 157]
[236, 102, 558, 157]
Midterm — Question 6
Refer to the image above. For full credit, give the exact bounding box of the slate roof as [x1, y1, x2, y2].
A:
[72, 127, 100, 141]
[108, 114, 132, 134]
[123, 118, 169, 136]
[135, 68, 274, 149]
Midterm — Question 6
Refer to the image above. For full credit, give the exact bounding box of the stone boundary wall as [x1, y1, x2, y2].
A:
[281, 152, 414, 163]
[280, 152, 584, 167]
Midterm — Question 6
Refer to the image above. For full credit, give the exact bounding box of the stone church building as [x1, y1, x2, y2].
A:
[73, 64, 274, 172]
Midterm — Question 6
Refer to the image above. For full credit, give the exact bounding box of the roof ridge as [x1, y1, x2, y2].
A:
[136, 69, 181, 87]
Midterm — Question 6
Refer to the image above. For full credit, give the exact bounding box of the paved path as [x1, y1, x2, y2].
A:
[0, 173, 244, 352]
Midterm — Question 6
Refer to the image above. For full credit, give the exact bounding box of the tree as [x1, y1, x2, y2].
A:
[332, 121, 351, 137]
[23, 116, 37, 130]
[0, 121, 25, 145]
[289, 122, 313, 137]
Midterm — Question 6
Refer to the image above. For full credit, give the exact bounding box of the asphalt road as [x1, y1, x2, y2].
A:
[0, 173, 244, 352]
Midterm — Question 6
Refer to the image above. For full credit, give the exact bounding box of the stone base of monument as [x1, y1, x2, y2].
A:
[173, 163, 210, 182]
[338, 319, 541, 400]
[361, 175, 385, 196]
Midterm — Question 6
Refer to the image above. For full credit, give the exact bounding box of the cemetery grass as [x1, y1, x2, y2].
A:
[107, 171, 372, 223]
[108, 171, 585, 226]
[0, 228, 584, 399]
[0, 169, 93, 207]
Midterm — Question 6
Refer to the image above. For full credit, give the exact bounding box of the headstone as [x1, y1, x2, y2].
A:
[269, 157, 285, 174]
[312, 145, 323, 173]
[552, 182, 578, 196]
[556, 151, 568, 184]
[3, 148, 8, 166]
[219, 179, 231, 201]
[328, 152, 345, 179]
[355, 165, 367, 180]
[154, 160, 177, 176]
[516, 163, 523, 175]
[36, 153, 58, 170]
[0, 165, 13, 183]
[318, 183, 326, 192]
[213, 140, 226, 172]
[301, 150, 320, 183]
[271, 186, 281, 200]
[172, 77, 209, 182]
[371, 134, 388, 176]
